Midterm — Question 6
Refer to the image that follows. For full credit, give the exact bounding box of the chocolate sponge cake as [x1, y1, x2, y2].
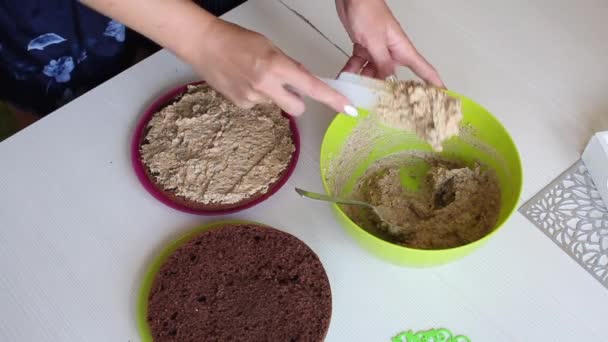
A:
[146, 223, 332, 341]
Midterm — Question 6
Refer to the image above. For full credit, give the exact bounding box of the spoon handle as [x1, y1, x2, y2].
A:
[295, 188, 373, 209]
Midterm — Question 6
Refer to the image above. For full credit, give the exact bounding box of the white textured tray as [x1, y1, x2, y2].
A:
[520, 160, 608, 289]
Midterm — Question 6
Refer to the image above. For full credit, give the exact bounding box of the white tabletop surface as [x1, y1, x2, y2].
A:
[1, 0, 607, 341]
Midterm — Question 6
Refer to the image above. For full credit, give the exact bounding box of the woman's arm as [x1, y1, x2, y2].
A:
[80, 0, 353, 116]
[80, 0, 214, 63]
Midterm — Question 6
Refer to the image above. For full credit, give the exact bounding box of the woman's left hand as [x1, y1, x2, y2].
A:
[335, 0, 444, 87]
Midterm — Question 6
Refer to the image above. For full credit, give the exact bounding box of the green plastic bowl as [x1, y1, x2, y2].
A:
[320, 91, 523, 267]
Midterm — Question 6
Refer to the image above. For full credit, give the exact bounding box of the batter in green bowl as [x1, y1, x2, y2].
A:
[345, 152, 501, 250]
[330, 80, 502, 250]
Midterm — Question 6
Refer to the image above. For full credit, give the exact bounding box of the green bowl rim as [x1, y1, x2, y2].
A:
[320, 90, 524, 253]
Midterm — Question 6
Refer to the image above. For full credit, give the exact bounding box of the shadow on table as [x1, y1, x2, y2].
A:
[0, 102, 40, 142]
[582, 105, 608, 138]
[544, 89, 608, 154]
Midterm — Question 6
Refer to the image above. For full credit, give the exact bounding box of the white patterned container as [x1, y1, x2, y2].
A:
[582, 131, 608, 209]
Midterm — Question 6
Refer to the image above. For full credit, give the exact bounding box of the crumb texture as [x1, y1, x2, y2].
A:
[375, 80, 462, 151]
[346, 154, 501, 249]
[147, 224, 332, 342]
[141, 84, 294, 204]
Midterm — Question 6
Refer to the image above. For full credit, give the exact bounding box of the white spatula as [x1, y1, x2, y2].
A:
[319, 72, 390, 116]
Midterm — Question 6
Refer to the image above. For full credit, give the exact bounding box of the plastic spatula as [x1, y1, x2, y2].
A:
[319, 72, 390, 111]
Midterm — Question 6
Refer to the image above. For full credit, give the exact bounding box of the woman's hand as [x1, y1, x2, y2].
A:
[336, 0, 444, 87]
[184, 19, 352, 116]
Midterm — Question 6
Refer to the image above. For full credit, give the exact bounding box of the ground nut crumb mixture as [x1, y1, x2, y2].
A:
[345, 154, 501, 249]
[140, 84, 294, 205]
[375, 80, 462, 151]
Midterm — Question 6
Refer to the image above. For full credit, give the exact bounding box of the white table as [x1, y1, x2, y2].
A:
[1, 0, 607, 340]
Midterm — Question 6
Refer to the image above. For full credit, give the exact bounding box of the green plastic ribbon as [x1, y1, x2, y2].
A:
[392, 328, 471, 342]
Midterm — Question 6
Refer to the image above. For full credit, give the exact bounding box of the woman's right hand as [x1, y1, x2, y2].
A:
[184, 19, 352, 116]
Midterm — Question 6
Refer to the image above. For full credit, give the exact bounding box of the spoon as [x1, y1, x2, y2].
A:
[294, 187, 375, 210]
[294, 188, 405, 231]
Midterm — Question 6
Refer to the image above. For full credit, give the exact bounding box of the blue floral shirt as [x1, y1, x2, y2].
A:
[0, 1, 131, 116]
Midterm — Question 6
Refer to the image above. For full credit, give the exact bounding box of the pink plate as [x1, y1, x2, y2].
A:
[130, 82, 300, 215]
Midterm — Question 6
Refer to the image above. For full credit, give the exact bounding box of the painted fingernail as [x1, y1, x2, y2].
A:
[343, 105, 358, 117]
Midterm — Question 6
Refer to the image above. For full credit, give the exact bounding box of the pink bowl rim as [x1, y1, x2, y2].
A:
[130, 81, 301, 215]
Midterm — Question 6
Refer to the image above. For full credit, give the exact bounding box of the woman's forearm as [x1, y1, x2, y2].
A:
[80, 0, 217, 61]
[81, 0, 353, 115]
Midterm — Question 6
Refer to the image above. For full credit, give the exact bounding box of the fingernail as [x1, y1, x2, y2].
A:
[343, 105, 358, 117]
